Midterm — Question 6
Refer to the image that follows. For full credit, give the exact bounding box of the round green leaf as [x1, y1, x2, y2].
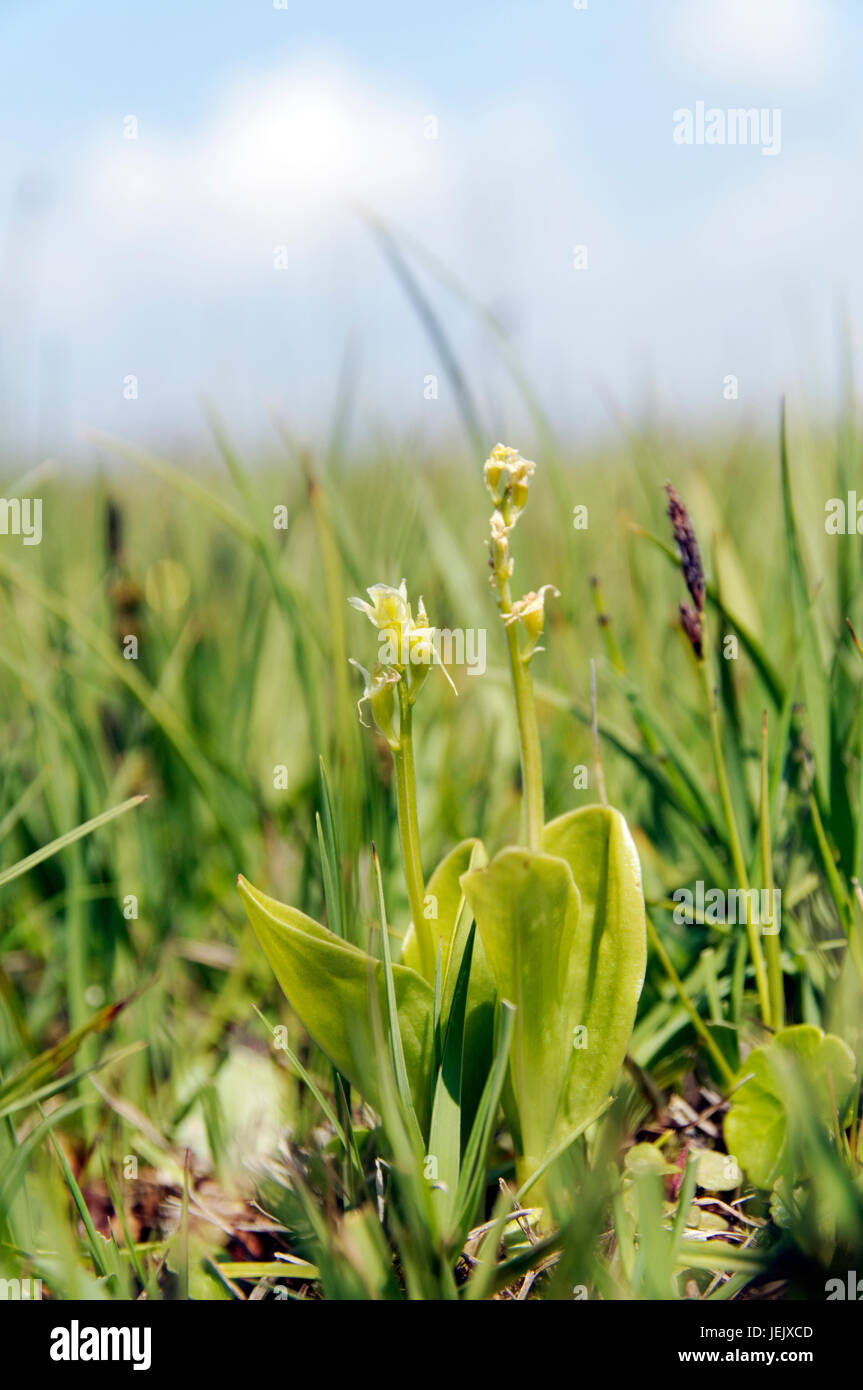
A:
[724, 1024, 857, 1190]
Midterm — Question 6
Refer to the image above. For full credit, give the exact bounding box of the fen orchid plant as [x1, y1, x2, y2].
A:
[237, 444, 647, 1221]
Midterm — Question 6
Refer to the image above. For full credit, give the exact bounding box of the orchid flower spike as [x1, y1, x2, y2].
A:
[348, 580, 457, 726]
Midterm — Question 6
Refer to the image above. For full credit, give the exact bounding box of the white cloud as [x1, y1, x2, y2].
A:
[25, 59, 609, 442]
[54, 62, 435, 306]
[6, 47, 862, 449]
[667, 0, 836, 87]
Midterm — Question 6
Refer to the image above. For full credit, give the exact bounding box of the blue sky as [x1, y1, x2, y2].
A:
[0, 0, 860, 457]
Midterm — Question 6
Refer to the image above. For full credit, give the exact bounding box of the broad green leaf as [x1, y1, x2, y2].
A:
[403, 838, 496, 1132]
[461, 847, 582, 1180]
[724, 1024, 857, 1190]
[543, 806, 647, 1138]
[462, 807, 646, 1186]
[696, 1150, 742, 1192]
[237, 876, 433, 1122]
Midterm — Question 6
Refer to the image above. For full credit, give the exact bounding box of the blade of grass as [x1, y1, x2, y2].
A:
[761, 712, 783, 1029]
[428, 923, 475, 1232]
[0, 998, 131, 1110]
[0, 795, 145, 891]
[372, 844, 424, 1152]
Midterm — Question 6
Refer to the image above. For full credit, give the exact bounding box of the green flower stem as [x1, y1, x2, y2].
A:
[698, 646, 771, 1028]
[393, 681, 433, 979]
[498, 573, 544, 852]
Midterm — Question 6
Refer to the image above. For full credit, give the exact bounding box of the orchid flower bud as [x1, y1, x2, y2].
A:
[483, 443, 536, 516]
[489, 508, 514, 585]
[503, 584, 560, 660]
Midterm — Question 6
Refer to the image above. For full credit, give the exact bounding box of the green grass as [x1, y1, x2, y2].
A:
[1, 394, 862, 1299]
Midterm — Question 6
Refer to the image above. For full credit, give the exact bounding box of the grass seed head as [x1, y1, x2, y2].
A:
[665, 483, 705, 614]
[665, 483, 705, 658]
[679, 601, 703, 660]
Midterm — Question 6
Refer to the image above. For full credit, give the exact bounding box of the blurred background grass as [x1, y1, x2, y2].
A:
[2, 402, 863, 1296]
[2, 0, 863, 1302]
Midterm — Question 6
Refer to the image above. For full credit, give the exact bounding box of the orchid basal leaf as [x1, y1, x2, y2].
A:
[237, 875, 434, 1122]
[461, 847, 582, 1180]
[402, 837, 497, 1131]
[542, 806, 647, 1140]
[401, 837, 487, 987]
[461, 805, 646, 1183]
